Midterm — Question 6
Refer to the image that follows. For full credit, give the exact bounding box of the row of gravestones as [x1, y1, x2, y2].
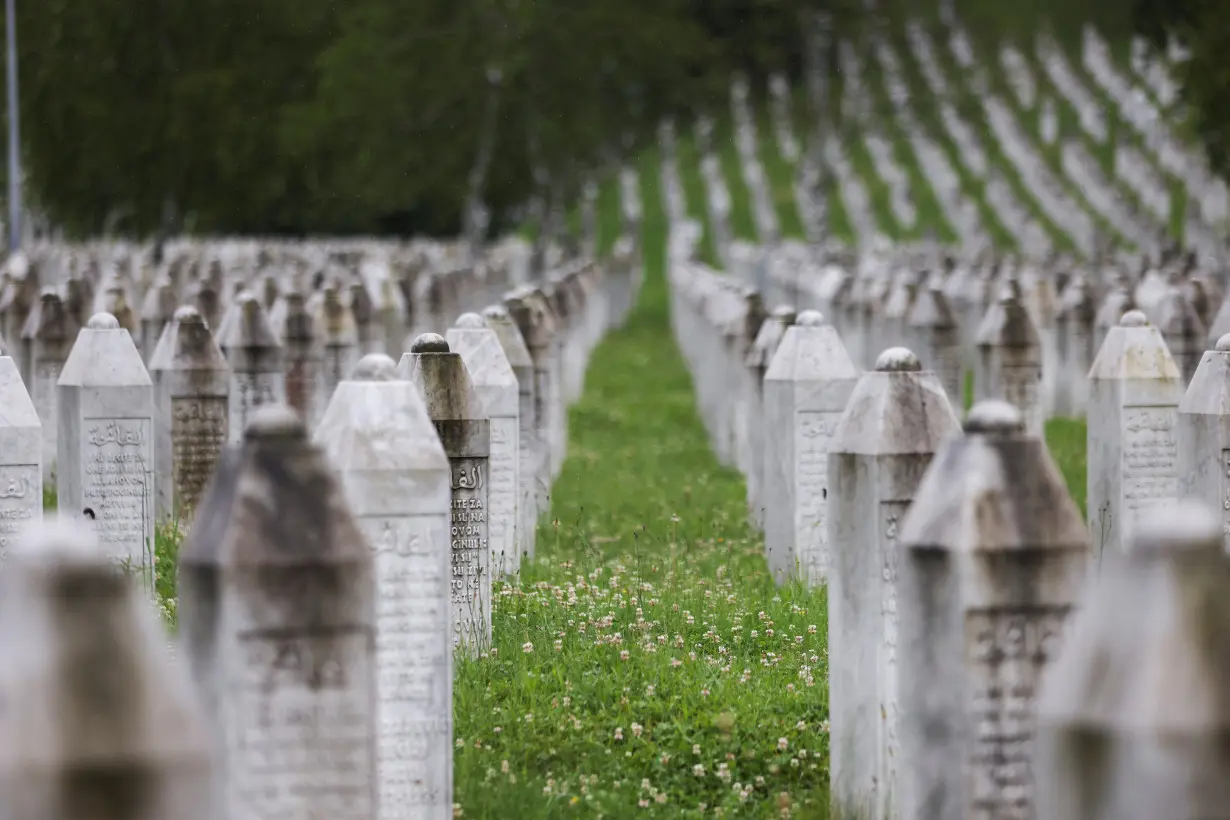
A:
[668, 258, 1230, 816]
[0, 236, 642, 818]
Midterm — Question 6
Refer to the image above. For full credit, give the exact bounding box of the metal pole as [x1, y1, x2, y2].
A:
[5, 0, 20, 252]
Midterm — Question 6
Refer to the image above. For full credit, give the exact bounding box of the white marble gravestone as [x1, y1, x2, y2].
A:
[745, 305, 796, 530]
[1177, 333, 1230, 552]
[897, 400, 1089, 820]
[399, 334, 492, 650]
[274, 291, 325, 431]
[447, 313, 520, 577]
[0, 356, 42, 558]
[506, 289, 559, 517]
[828, 348, 961, 820]
[0, 518, 213, 820]
[483, 304, 538, 561]
[975, 284, 1044, 436]
[179, 405, 378, 820]
[218, 293, 285, 444]
[763, 310, 860, 585]
[1157, 284, 1206, 385]
[1035, 501, 1230, 820]
[1087, 310, 1182, 558]
[907, 285, 962, 406]
[315, 354, 453, 818]
[57, 313, 156, 584]
[149, 305, 230, 520]
[23, 289, 76, 482]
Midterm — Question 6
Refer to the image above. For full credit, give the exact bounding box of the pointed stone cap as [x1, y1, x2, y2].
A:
[481, 304, 533, 369]
[832, 347, 961, 455]
[444, 322, 518, 417]
[21, 288, 76, 344]
[1037, 501, 1230, 733]
[1157, 285, 1207, 344]
[746, 307, 797, 368]
[764, 314, 858, 383]
[1088, 310, 1182, 382]
[272, 291, 316, 345]
[883, 273, 919, 320]
[216, 292, 280, 351]
[0, 517, 212, 770]
[0, 356, 40, 429]
[505, 288, 558, 348]
[907, 286, 957, 330]
[314, 354, 448, 472]
[182, 404, 371, 567]
[95, 284, 138, 332]
[58, 313, 151, 387]
[397, 335, 486, 421]
[149, 305, 230, 375]
[898, 399, 1087, 553]
[1179, 335, 1230, 415]
[975, 291, 1041, 348]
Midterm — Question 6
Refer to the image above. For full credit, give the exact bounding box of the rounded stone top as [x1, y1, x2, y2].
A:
[87, 312, 120, 330]
[411, 332, 450, 354]
[1120, 309, 1148, 327]
[796, 310, 826, 327]
[349, 353, 399, 382]
[1130, 500, 1221, 556]
[244, 404, 306, 441]
[963, 399, 1025, 435]
[482, 304, 510, 321]
[455, 312, 486, 330]
[1217, 333, 1230, 353]
[173, 305, 203, 324]
[875, 347, 921, 372]
[771, 304, 797, 322]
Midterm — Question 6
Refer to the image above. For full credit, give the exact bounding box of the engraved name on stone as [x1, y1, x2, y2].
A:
[83, 418, 152, 573]
[172, 397, 228, 514]
[1121, 405, 1177, 524]
[450, 459, 489, 648]
[795, 410, 843, 581]
[0, 464, 38, 559]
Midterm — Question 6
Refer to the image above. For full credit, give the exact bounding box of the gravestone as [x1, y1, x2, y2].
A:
[148, 305, 231, 520]
[314, 354, 454, 817]
[57, 313, 156, 585]
[745, 305, 796, 530]
[828, 347, 961, 820]
[318, 285, 359, 413]
[1177, 333, 1230, 552]
[975, 283, 1044, 436]
[274, 291, 325, 430]
[399, 334, 492, 650]
[0, 518, 213, 820]
[139, 276, 177, 363]
[897, 400, 1089, 820]
[506, 289, 558, 517]
[446, 313, 520, 576]
[0, 356, 42, 558]
[1087, 310, 1182, 558]
[1055, 273, 1097, 416]
[218, 292, 284, 444]
[907, 285, 962, 406]
[23, 289, 77, 482]
[483, 304, 538, 561]
[179, 405, 378, 820]
[1035, 501, 1230, 819]
[763, 310, 860, 585]
[1157, 284, 1206, 384]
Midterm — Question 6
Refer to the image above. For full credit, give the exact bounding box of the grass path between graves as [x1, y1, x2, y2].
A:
[452, 155, 831, 818]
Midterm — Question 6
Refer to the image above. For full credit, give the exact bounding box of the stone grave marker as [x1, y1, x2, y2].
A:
[446, 313, 520, 576]
[1157, 284, 1206, 384]
[57, 313, 156, 585]
[23, 289, 77, 482]
[399, 333, 493, 650]
[1177, 333, 1230, 552]
[315, 354, 453, 817]
[179, 404, 378, 820]
[1035, 501, 1230, 819]
[907, 285, 962, 406]
[218, 292, 285, 443]
[0, 518, 213, 820]
[828, 347, 961, 820]
[1087, 310, 1182, 558]
[763, 309, 860, 585]
[0, 355, 42, 558]
[273, 291, 325, 430]
[975, 282, 1044, 436]
[506, 288, 559, 517]
[897, 400, 1089, 820]
[139, 275, 178, 363]
[149, 305, 231, 520]
[745, 305, 796, 530]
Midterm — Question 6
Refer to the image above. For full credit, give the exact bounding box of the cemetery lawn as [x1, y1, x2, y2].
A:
[451, 155, 831, 818]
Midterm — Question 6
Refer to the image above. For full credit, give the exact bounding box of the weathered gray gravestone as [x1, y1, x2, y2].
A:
[828, 347, 961, 820]
[218, 292, 285, 444]
[57, 313, 156, 585]
[975, 282, 1044, 436]
[1157, 283, 1206, 385]
[179, 404, 378, 820]
[399, 334, 492, 650]
[1035, 501, 1230, 819]
[0, 355, 42, 558]
[1177, 333, 1230, 552]
[505, 289, 557, 518]
[1087, 310, 1182, 558]
[906, 285, 962, 406]
[274, 291, 325, 430]
[762, 309, 860, 586]
[482, 304, 538, 561]
[0, 518, 213, 820]
[745, 305, 796, 530]
[897, 400, 1089, 820]
[447, 313, 520, 577]
[315, 354, 454, 818]
[149, 305, 231, 521]
[23, 289, 77, 482]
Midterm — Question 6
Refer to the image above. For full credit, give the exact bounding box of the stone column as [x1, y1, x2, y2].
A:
[275, 292, 325, 430]
[828, 347, 961, 820]
[447, 313, 521, 577]
[399, 334, 492, 651]
[314, 355, 453, 818]
[907, 285, 962, 407]
[975, 282, 1044, 436]
[897, 400, 1089, 820]
[763, 310, 859, 585]
[0, 355, 42, 557]
[57, 313, 156, 585]
[179, 405, 378, 820]
[148, 306, 230, 521]
[1177, 333, 1230, 552]
[506, 289, 558, 517]
[218, 293, 285, 443]
[23, 289, 77, 482]
[745, 305, 796, 530]
[1087, 310, 1182, 558]
[0, 518, 212, 820]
